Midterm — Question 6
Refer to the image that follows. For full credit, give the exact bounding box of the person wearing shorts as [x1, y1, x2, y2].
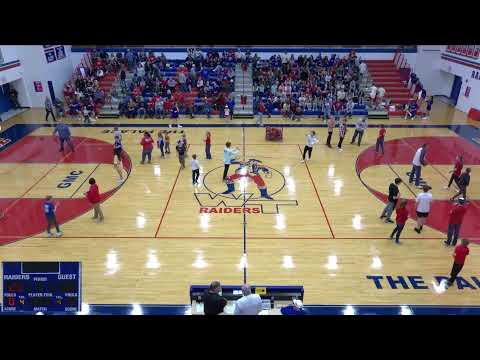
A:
[414, 185, 432, 234]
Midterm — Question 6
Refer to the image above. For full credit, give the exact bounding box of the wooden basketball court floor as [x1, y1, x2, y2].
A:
[0, 104, 479, 308]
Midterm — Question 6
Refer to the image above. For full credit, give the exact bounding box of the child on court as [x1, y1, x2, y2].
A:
[204, 131, 212, 159]
[164, 132, 171, 154]
[44, 195, 62, 237]
[375, 124, 386, 154]
[446, 239, 470, 287]
[157, 132, 165, 158]
[191, 154, 200, 185]
[389, 199, 408, 244]
[82, 106, 91, 124]
[444, 155, 463, 190]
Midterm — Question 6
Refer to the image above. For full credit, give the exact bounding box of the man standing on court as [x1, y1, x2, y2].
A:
[223, 142, 234, 181]
[233, 284, 263, 315]
[408, 143, 428, 188]
[45, 96, 56, 122]
[53, 120, 75, 153]
[350, 117, 368, 146]
[380, 177, 402, 223]
[446, 239, 470, 288]
[326, 117, 335, 148]
[301, 131, 319, 162]
[444, 198, 468, 247]
[451, 168, 471, 202]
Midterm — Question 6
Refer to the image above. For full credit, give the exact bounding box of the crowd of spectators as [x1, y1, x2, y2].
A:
[61, 51, 121, 119]
[252, 51, 368, 118]
[116, 48, 237, 119]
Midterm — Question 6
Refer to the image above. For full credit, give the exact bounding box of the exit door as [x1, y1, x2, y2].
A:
[450, 75, 462, 106]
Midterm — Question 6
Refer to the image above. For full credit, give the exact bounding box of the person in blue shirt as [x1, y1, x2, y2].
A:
[227, 98, 235, 120]
[44, 195, 62, 237]
[280, 299, 309, 315]
[53, 120, 75, 153]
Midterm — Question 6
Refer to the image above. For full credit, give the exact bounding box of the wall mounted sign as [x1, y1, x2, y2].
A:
[45, 49, 56, 63]
[33, 81, 43, 92]
[55, 46, 66, 60]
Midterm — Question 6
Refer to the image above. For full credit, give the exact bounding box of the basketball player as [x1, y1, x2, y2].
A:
[301, 131, 319, 162]
[444, 155, 463, 190]
[414, 185, 432, 234]
[350, 117, 368, 146]
[409, 144, 428, 188]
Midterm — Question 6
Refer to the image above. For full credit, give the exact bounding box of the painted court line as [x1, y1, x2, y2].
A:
[154, 145, 189, 238]
[297, 144, 335, 238]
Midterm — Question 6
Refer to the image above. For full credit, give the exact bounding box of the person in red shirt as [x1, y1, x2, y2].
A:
[375, 124, 386, 155]
[444, 198, 468, 246]
[447, 239, 470, 287]
[389, 199, 408, 244]
[204, 131, 212, 159]
[444, 155, 463, 190]
[84, 178, 104, 222]
[140, 131, 154, 164]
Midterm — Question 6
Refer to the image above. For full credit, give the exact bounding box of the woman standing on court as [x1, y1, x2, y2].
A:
[176, 139, 187, 169]
[337, 118, 347, 152]
[140, 132, 154, 164]
[85, 178, 104, 222]
[414, 185, 432, 234]
[205, 131, 212, 159]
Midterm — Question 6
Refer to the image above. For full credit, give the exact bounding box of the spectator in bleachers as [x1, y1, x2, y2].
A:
[233, 284, 263, 315]
[203, 281, 227, 315]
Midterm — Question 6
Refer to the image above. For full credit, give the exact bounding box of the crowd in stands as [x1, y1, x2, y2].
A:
[61, 51, 121, 119]
[252, 51, 367, 118]
[116, 49, 238, 119]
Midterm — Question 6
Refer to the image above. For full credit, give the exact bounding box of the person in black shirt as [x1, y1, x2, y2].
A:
[451, 168, 471, 201]
[380, 178, 402, 223]
[203, 281, 227, 315]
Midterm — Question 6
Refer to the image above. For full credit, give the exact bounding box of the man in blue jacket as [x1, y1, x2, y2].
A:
[53, 120, 75, 153]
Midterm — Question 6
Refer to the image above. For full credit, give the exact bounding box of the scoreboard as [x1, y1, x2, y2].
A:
[2, 262, 81, 313]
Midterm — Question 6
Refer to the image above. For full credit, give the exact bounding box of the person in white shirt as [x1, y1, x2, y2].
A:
[414, 185, 433, 234]
[359, 61, 367, 76]
[409, 144, 428, 188]
[233, 284, 263, 315]
[350, 117, 368, 146]
[369, 84, 378, 107]
[301, 131, 319, 162]
[191, 154, 200, 185]
[377, 86, 386, 107]
[223, 141, 239, 180]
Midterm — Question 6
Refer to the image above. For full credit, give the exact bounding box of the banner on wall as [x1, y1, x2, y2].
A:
[55, 46, 66, 60]
[33, 81, 43, 92]
[45, 49, 56, 63]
